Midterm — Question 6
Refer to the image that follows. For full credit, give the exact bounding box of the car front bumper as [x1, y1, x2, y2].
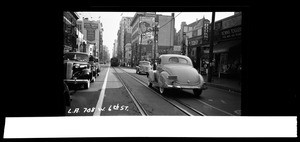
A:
[64, 79, 89, 85]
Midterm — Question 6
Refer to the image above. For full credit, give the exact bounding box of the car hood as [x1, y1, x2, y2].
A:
[64, 60, 89, 65]
[163, 64, 200, 84]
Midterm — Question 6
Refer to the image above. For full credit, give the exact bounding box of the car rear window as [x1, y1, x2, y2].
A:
[168, 57, 188, 64]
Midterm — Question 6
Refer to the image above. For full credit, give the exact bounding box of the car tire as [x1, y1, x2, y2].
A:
[136, 70, 138, 74]
[148, 81, 152, 88]
[193, 89, 202, 97]
[84, 81, 90, 89]
[159, 86, 168, 95]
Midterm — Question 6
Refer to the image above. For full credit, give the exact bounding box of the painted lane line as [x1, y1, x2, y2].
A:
[93, 67, 110, 116]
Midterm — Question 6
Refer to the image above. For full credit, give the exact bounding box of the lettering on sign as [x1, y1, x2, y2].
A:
[221, 26, 242, 40]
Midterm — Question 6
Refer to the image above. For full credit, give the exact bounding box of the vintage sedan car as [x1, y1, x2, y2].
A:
[136, 61, 152, 75]
[63, 52, 94, 89]
[147, 54, 207, 97]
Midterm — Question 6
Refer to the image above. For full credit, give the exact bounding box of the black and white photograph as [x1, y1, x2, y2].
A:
[3, 2, 297, 140]
[63, 11, 242, 116]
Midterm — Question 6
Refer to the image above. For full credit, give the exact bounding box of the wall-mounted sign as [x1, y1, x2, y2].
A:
[188, 36, 202, 46]
[139, 16, 155, 45]
[140, 32, 154, 45]
[139, 16, 155, 34]
[84, 22, 98, 29]
[86, 29, 95, 41]
[220, 26, 242, 40]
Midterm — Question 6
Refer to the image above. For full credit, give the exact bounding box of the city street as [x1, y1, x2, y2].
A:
[66, 64, 241, 116]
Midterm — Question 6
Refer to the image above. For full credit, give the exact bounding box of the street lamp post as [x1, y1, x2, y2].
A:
[208, 12, 215, 83]
[123, 27, 126, 67]
[139, 33, 142, 62]
[153, 14, 159, 70]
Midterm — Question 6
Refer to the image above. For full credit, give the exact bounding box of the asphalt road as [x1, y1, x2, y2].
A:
[66, 64, 241, 116]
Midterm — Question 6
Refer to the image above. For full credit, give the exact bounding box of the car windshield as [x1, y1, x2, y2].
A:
[140, 62, 150, 65]
[168, 57, 189, 64]
[64, 53, 89, 62]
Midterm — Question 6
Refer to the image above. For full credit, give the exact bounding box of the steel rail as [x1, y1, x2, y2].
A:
[120, 67, 236, 116]
[112, 67, 148, 116]
[118, 67, 206, 116]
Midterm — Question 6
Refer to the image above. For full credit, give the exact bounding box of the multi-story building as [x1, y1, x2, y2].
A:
[176, 12, 241, 79]
[76, 17, 103, 60]
[117, 17, 132, 66]
[185, 17, 210, 71]
[125, 43, 131, 66]
[203, 12, 242, 79]
[112, 39, 118, 58]
[63, 11, 79, 53]
[102, 45, 110, 63]
[130, 12, 175, 66]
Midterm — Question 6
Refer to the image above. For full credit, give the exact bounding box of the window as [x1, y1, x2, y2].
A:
[168, 57, 188, 64]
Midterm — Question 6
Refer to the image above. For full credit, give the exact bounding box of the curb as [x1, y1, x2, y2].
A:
[205, 82, 241, 94]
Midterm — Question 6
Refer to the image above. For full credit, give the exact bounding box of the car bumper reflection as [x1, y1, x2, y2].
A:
[166, 83, 207, 90]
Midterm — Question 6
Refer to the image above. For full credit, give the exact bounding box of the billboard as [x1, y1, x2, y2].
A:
[84, 22, 98, 42]
[86, 29, 95, 41]
[139, 16, 155, 45]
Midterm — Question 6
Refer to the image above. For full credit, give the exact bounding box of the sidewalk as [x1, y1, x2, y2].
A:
[119, 66, 241, 93]
[202, 74, 241, 93]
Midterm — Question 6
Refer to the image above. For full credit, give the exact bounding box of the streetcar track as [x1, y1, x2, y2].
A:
[112, 67, 148, 116]
[120, 67, 238, 116]
[117, 67, 205, 116]
[194, 98, 235, 116]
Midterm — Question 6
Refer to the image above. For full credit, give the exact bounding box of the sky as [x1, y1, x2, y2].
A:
[76, 12, 235, 58]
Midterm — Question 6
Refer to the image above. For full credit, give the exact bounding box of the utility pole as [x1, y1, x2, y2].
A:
[208, 12, 215, 83]
[139, 33, 142, 62]
[123, 23, 126, 67]
[153, 14, 159, 70]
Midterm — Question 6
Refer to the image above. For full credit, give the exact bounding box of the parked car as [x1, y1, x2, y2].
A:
[63, 81, 71, 107]
[63, 52, 94, 89]
[147, 54, 207, 97]
[136, 61, 152, 76]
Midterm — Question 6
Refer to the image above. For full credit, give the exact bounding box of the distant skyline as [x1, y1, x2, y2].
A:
[76, 12, 235, 58]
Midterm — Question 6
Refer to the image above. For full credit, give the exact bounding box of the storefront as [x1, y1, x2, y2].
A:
[203, 39, 241, 78]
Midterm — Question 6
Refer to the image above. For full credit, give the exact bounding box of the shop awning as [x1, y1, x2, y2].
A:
[203, 40, 241, 54]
